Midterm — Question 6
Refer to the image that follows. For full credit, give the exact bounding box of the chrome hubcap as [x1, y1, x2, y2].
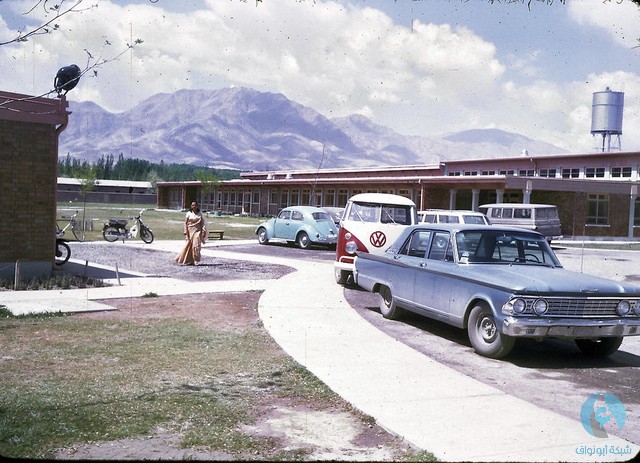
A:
[480, 316, 497, 343]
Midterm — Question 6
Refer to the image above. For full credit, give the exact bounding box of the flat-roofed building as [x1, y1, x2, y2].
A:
[157, 150, 640, 239]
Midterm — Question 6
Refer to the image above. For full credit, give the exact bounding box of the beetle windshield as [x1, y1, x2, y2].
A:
[455, 230, 561, 267]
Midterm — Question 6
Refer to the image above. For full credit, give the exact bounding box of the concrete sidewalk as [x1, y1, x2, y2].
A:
[1, 240, 638, 461]
[258, 258, 638, 462]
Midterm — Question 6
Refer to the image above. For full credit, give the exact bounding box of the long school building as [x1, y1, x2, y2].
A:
[156, 150, 640, 239]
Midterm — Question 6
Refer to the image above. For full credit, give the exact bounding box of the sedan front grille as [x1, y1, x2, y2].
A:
[545, 298, 620, 317]
[516, 297, 640, 318]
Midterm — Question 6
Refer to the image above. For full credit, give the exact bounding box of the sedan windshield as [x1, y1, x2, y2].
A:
[455, 230, 561, 266]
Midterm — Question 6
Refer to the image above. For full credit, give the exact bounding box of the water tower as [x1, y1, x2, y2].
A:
[591, 87, 624, 152]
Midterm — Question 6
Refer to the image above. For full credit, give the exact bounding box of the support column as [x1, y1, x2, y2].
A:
[629, 185, 637, 238]
[471, 189, 480, 211]
[496, 189, 504, 203]
[523, 181, 532, 204]
[449, 189, 457, 210]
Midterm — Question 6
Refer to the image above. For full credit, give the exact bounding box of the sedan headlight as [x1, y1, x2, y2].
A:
[616, 300, 631, 316]
[532, 298, 548, 316]
[512, 298, 527, 314]
[345, 241, 358, 255]
[634, 301, 640, 316]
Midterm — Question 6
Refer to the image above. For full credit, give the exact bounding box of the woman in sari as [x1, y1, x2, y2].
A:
[176, 201, 207, 265]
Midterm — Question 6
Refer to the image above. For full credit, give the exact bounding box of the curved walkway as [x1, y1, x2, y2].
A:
[2, 240, 637, 462]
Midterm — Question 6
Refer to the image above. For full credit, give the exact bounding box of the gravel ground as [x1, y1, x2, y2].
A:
[68, 242, 294, 282]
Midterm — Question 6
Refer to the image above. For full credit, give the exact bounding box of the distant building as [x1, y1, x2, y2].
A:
[157, 150, 640, 239]
[57, 177, 155, 204]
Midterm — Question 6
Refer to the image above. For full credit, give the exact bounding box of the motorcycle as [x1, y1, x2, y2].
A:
[102, 209, 154, 244]
[55, 238, 71, 265]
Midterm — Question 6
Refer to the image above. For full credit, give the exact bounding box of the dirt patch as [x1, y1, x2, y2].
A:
[67, 242, 295, 282]
[51, 293, 417, 461]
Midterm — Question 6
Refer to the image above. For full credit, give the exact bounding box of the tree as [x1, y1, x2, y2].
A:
[0, 0, 144, 104]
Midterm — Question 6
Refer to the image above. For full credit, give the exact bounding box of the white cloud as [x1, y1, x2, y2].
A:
[0, 0, 638, 154]
[567, 0, 640, 48]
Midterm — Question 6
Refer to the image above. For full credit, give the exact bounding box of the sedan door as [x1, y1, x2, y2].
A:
[386, 230, 432, 308]
[412, 231, 455, 323]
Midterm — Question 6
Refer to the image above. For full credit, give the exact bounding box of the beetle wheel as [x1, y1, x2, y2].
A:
[257, 228, 269, 245]
[297, 232, 310, 249]
[467, 303, 515, 358]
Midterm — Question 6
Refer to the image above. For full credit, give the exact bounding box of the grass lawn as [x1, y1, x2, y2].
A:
[57, 202, 264, 242]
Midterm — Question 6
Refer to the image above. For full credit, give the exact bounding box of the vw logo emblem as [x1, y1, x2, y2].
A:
[370, 231, 386, 247]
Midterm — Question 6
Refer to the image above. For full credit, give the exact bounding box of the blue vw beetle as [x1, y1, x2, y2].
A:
[354, 224, 640, 358]
[256, 206, 338, 249]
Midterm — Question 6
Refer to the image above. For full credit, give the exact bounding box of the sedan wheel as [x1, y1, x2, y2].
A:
[575, 337, 623, 357]
[467, 303, 515, 359]
[378, 285, 403, 320]
[257, 228, 269, 245]
[297, 232, 311, 249]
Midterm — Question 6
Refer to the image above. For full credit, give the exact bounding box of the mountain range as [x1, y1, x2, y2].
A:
[59, 87, 567, 171]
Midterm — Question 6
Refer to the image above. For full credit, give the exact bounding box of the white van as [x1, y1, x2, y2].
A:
[334, 193, 417, 284]
[478, 203, 562, 241]
[419, 209, 491, 225]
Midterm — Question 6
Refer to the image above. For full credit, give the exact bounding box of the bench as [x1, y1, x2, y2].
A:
[208, 230, 224, 240]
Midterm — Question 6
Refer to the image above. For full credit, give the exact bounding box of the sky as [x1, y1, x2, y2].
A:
[1, 0, 639, 153]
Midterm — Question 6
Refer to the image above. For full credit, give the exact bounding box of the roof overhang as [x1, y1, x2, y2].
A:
[0, 90, 70, 127]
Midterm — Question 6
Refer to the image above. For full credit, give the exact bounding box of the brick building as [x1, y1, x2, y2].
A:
[0, 91, 70, 280]
[157, 150, 640, 239]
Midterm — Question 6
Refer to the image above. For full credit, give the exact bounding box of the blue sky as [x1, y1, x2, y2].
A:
[1, 0, 639, 153]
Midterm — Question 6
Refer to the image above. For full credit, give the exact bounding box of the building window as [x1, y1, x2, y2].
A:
[499, 170, 514, 176]
[561, 168, 580, 179]
[539, 169, 557, 178]
[585, 167, 605, 178]
[398, 189, 410, 199]
[612, 166, 632, 178]
[481, 170, 496, 176]
[518, 169, 535, 176]
[586, 194, 609, 225]
[302, 189, 311, 205]
[325, 189, 335, 206]
[338, 189, 348, 207]
[290, 189, 299, 205]
[448, 171, 461, 176]
[464, 171, 478, 176]
[280, 189, 289, 207]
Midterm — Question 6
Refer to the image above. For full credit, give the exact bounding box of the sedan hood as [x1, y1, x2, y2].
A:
[461, 264, 640, 296]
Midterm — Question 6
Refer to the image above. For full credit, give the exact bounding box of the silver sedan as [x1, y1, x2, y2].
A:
[354, 224, 640, 359]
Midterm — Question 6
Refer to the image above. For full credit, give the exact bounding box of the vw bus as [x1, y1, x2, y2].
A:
[334, 193, 417, 284]
[478, 203, 562, 242]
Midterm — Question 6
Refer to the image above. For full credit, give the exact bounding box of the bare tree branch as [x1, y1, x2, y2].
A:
[0, 0, 97, 47]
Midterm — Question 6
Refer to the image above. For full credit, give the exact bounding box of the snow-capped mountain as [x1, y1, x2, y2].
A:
[59, 87, 566, 170]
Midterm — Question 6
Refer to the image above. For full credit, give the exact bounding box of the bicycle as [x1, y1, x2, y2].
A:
[56, 210, 85, 241]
